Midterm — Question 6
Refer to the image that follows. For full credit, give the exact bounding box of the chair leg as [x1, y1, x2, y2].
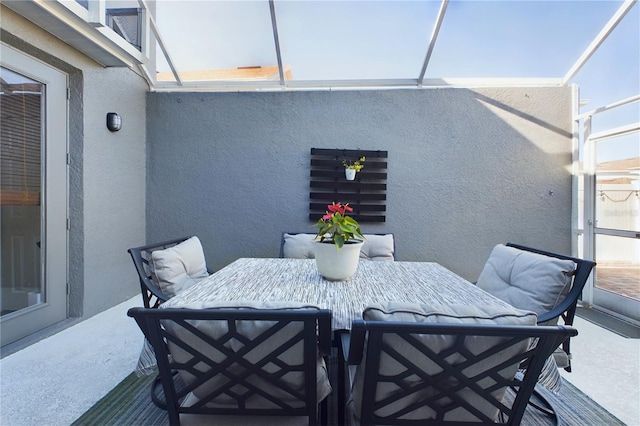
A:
[318, 397, 328, 426]
[336, 332, 346, 425]
[563, 341, 572, 372]
[528, 384, 560, 426]
[150, 375, 167, 409]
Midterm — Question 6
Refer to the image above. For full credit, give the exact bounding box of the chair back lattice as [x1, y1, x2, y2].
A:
[346, 321, 576, 425]
[506, 242, 595, 371]
[127, 237, 191, 308]
[128, 307, 332, 426]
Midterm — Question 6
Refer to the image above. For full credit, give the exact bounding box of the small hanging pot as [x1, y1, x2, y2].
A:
[345, 168, 356, 181]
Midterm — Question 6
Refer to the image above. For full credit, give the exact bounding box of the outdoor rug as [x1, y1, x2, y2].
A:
[73, 365, 625, 426]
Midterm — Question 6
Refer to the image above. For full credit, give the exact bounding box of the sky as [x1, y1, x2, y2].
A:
[152, 0, 639, 163]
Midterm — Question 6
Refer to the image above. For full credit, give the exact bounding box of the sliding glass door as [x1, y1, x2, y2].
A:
[580, 92, 639, 323]
[593, 134, 639, 321]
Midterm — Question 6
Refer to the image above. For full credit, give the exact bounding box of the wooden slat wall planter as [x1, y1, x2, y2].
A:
[309, 148, 388, 223]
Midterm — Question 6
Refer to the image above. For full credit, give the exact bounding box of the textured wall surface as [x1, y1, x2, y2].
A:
[147, 87, 573, 281]
[81, 66, 147, 315]
[2, 7, 147, 318]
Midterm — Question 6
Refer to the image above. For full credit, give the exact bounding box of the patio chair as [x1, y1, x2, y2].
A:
[128, 303, 332, 426]
[280, 232, 395, 260]
[339, 302, 577, 425]
[127, 236, 212, 308]
[476, 243, 596, 372]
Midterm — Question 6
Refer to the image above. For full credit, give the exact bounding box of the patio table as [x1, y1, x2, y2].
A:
[135, 257, 512, 375]
[162, 257, 512, 330]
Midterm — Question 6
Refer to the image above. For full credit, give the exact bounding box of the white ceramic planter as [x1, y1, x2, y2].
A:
[313, 240, 364, 281]
[345, 168, 356, 180]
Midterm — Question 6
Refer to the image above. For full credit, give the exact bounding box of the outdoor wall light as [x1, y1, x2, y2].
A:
[106, 112, 122, 132]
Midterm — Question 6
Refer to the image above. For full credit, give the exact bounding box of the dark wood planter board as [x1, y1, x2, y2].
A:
[309, 148, 388, 223]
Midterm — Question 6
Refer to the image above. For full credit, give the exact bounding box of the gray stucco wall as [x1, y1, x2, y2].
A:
[81, 66, 146, 316]
[2, 7, 147, 318]
[146, 87, 573, 281]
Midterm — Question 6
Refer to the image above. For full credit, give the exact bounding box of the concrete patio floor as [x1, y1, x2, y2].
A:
[1, 296, 638, 426]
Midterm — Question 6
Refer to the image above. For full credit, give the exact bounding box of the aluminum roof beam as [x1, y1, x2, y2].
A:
[563, 0, 638, 85]
[418, 0, 449, 86]
[150, 77, 564, 93]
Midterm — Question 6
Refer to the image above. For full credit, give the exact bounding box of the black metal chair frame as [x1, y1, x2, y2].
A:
[127, 237, 212, 308]
[128, 307, 332, 426]
[340, 320, 577, 425]
[506, 242, 596, 372]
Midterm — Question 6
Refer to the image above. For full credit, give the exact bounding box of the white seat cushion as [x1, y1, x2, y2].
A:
[362, 301, 537, 325]
[476, 244, 576, 325]
[348, 302, 537, 424]
[150, 236, 209, 298]
[163, 301, 332, 408]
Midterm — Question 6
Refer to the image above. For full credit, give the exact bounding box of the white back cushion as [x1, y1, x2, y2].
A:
[150, 236, 209, 298]
[476, 244, 576, 324]
[359, 234, 395, 261]
[282, 233, 395, 261]
[282, 233, 316, 259]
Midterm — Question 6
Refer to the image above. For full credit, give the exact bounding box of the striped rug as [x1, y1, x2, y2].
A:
[72, 367, 624, 426]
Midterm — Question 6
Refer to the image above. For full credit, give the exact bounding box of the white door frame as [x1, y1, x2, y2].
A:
[0, 43, 69, 346]
[576, 93, 640, 322]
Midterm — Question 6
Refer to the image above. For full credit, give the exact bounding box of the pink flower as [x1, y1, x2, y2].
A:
[327, 202, 343, 214]
[325, 202, 353, 217]
[315, 201, 364, 249]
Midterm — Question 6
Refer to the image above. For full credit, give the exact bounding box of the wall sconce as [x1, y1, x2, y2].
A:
[106, 112, 122, 132]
